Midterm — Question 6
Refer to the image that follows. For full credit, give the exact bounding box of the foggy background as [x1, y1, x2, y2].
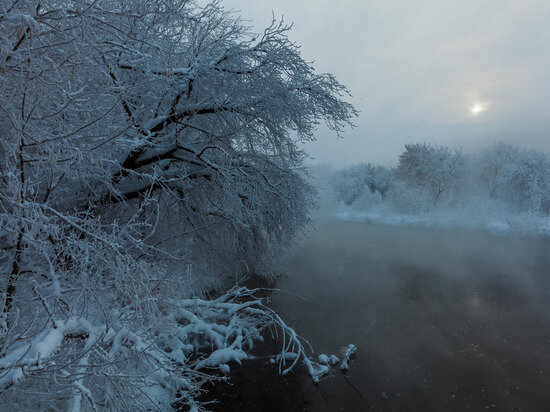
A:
[225, 0, 550, 167]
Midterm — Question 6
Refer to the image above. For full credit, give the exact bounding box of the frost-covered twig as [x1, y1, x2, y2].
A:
[0, 287, 337, 409]
[340, 344, 357, 371]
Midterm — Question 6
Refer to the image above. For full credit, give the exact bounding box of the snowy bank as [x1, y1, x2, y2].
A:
[335, 208, 550, 237]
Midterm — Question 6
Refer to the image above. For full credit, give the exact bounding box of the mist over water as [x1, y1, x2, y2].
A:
[269, 220, 550, 410]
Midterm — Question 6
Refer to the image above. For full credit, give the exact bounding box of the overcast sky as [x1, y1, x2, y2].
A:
[224, 0, 550, 166]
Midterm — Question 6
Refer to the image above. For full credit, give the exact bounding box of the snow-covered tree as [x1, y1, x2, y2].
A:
[334, 163, 394, 206]
[0, 1, 356, 409]
[477, 142, 521, 200]
[477, 143, 550, 213]
[328, 142, 549, 227]
[397, 143, 468, 206]
[504, 149, 550, 214]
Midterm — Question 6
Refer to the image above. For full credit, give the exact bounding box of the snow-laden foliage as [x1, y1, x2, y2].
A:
[327, 142, 550, 235]
[0, 286, 334, 410]
[0, 0, 356, 409]
[334, 163, 393, 206]
[396, 143, 468, 206]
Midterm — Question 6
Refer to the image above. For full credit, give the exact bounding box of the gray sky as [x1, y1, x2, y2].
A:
[225, 0, 550, 167]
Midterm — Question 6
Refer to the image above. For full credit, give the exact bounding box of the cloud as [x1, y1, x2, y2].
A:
[225, 0, 550, 166]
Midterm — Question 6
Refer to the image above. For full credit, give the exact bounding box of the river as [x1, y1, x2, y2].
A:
[209, 220, 550, 411]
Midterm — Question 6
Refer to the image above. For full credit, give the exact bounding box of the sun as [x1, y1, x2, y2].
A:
[470, 102, 489, 116]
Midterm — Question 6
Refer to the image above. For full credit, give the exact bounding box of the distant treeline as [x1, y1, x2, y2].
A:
[328, 142, 550, 215]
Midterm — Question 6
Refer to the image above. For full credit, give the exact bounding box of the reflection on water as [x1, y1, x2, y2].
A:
[208, 220, 550, 411]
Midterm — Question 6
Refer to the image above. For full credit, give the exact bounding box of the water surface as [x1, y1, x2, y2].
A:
[206, 221, 550, 412]
[267, 220, 550, 411]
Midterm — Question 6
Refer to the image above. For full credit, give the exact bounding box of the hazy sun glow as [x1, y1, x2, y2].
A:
[470, 102, 489, 116]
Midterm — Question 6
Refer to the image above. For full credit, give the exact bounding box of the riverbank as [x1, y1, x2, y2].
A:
[335, 207, 550, 237]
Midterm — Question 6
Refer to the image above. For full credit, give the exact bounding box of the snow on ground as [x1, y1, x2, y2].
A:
[335, 207, 550, 237]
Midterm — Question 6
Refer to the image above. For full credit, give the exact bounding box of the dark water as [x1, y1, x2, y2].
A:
[207, 220, 550, 411]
